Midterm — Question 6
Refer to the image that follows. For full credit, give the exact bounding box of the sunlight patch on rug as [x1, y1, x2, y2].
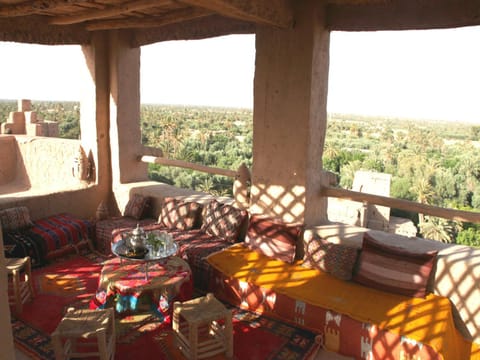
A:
[37, 273, 86, 296]
[116, 312, 164, 344]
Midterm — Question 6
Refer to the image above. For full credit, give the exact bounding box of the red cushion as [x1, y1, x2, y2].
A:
[123, 194, 149, 220]
[353, 233, 437, 298]
[159, 197, 201, 230]
[201, 200, 248, 243]
[245, 214, 303, 264]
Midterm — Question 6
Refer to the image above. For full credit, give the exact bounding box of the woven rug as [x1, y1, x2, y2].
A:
[11, 252, 320, 359]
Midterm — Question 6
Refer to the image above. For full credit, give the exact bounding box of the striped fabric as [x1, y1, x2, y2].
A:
[3, 213, 93, 266]
[245, 215, 303, 264]
[0, 206, 34, 231]
[353, 233, 437, 298]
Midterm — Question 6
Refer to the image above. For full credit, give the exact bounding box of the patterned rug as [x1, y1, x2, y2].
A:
[11, 252, 320, 359]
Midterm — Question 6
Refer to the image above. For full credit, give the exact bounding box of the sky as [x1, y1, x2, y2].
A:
[0, 26, 479, 124]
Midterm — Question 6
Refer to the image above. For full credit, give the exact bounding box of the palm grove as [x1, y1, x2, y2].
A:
[1, 100, 479, 247]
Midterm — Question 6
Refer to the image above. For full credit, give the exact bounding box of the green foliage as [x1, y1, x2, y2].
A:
[419, 216, 459, 243]
[141, 105, 253, 196]
[456, 226, 480, 247]
[324, 114, 480, 245]
[0, 100, 16, 124]
[390, 177, 415, 201]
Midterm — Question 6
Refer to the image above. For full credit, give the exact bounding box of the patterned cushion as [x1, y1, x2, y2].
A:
[201, 200, 248, 243]
[0, 206, 34, 231]
[159, 198, 202, 230]
[353, 233, 438, 298]
[245, 214, 303, 264]
[303, 233, 359, 281]
[123, 194, 149, 220]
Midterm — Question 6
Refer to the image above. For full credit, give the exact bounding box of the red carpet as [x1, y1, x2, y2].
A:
[11, 252, 320, 359]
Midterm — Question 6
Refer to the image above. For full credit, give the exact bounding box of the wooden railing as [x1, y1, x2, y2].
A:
[139, 154, 251, 209]
[140, 154, 480, 224]
[321, 185, 480, 224]
[140, 155, 237, 178]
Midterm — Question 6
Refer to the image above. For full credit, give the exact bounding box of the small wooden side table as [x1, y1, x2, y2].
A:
[173, 293, 233, 360]
[6, 256, 34, 314]
[51, 308, 115, 360]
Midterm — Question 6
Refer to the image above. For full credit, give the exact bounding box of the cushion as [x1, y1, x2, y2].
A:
[353, 232, 438, 298]
[245, 214, 303, 264]
[201, 200, 248, 243]
[0, 206, 34, 231]
[303, 233, 359, 281]
[158, 197, 202, 230]
[123, 194, 149, 220]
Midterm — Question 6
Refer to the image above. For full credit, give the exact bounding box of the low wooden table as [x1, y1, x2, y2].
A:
[91, 256, 193, 320]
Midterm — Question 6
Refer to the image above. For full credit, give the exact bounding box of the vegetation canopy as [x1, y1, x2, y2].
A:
[1, 100, 478, 246]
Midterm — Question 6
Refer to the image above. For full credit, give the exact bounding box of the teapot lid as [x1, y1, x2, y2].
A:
[132, 223, 145, 236]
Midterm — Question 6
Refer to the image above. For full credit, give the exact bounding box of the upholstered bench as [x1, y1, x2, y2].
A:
[93, 195, 248, 293]
[2, 207, 94, 267]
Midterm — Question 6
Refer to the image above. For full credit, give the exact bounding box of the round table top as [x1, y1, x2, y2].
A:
[112, 238, 178, 262]
[99, 256, 191, 293]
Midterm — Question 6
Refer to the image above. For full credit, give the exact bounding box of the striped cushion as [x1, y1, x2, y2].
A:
[303, 234, 359, 281]
[353, 233, 437, 298]
[159, 198, 201, 230]
[0, 206, 34, 231]
[245, 215, 303, 264]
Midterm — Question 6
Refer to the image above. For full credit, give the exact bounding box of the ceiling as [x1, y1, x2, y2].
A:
[0, 0, 292, 45]
[0, 0, 479, 46]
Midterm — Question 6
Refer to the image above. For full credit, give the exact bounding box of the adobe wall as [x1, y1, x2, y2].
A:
[108, 31, 148, 186]
[0, 35, 111, 221]
[18, 136, 90, 189]
[0, 136, 24, 188]
[0, 135, 101, 220]
[251, 0, 329, 225]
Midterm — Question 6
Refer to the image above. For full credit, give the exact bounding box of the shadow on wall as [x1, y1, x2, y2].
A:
[0, 135, 93, 196]
[0, 135, 30, 194]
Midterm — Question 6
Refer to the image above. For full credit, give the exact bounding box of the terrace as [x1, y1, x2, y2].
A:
[1, 1, 480, 359]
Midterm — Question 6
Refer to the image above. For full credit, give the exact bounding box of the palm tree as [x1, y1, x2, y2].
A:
[323, 142, 339, 160]
[410, 175, 435, 224]
[419, 216, 456, 243]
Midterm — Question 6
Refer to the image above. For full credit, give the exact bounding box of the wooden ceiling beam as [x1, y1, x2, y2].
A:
[49, 0, 173, 25]
[132, 14, 255, 46]
[178, 0, 293, 28]
[0, 0, 89, 17]
[85, 7, 212, 30]
[327, 0, 480, 31]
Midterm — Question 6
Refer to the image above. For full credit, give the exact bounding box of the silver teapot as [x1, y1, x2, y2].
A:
[129, 223, 146, 252]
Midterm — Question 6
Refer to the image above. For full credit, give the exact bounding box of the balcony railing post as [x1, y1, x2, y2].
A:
[233, 163, 251, 210]
[359, 201, 368, 227]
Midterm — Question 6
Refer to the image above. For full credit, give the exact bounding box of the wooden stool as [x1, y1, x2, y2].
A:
[51, 308, 115, 360]
[6, 256, 34, 314]
[173, 293, 233, 360]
